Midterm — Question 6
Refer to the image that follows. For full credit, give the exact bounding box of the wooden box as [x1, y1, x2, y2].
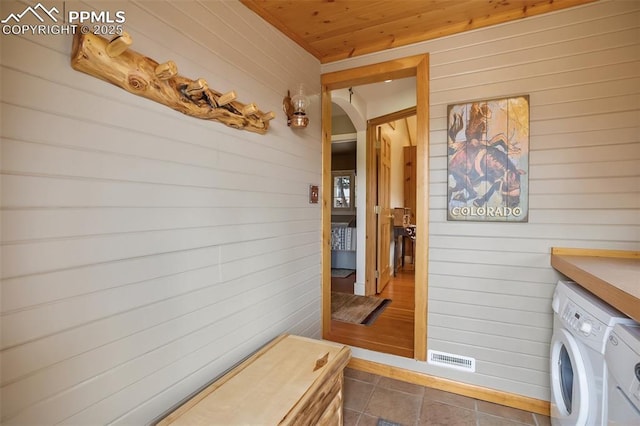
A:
[157, 334, 351, 425]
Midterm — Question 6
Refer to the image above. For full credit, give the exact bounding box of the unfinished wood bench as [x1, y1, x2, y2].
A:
[157, 334, 351, 425]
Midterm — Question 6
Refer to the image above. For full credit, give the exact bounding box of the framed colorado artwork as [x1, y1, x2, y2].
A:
[447, 95, 529, 222]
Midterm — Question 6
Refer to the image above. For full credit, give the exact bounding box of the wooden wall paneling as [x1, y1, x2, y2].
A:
[0, 0, 322, 423]
[428, 312, 552, 343]
[1, 219, 316, 279]
[2, 258, 319, 391]
[1, 245, 219, 312]
[2, 206, 315, 242]
[8, 279, 320, 425]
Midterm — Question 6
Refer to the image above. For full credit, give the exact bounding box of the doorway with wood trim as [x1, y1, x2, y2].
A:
[321, 54, 430, 361]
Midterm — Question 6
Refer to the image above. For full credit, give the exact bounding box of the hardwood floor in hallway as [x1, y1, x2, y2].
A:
[326, 270, 415, 358]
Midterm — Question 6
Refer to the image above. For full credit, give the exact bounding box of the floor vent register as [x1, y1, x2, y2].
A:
[427, 350, 476, 372]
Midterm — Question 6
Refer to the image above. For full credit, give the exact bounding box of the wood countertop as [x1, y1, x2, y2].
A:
[551, 247, 640, 322]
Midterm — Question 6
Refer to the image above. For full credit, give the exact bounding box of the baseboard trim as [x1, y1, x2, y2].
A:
[348, 357, 550, 416]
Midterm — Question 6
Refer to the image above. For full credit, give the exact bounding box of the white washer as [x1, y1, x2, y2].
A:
[550, 280, 636, 426]
[605, 324, 640, 425]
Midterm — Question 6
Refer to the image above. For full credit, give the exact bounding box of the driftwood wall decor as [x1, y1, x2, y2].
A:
[71, 32, 275, 134]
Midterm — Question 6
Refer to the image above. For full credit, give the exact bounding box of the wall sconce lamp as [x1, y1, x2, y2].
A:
[283, 83, 309, 129]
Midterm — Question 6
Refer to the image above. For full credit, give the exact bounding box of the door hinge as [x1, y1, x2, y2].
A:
[374, 205, 381, 214]
[375, 270, 380, 279]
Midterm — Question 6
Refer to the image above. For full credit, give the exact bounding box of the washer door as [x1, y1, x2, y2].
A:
[550, 328, 589, 425]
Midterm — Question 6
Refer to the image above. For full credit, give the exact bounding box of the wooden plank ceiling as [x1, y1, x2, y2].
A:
[240, 0, 596, 64]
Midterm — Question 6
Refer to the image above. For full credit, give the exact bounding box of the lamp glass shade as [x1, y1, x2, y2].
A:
[290, 83, 309, 114]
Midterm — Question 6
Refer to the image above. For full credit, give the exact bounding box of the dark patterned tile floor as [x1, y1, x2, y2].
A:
[343, 368, 551, 426]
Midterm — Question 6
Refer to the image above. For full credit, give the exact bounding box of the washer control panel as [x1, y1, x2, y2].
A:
[553, 280, 636, 355]
[562, 302, 599, 335]
[560, 301, 607, 352]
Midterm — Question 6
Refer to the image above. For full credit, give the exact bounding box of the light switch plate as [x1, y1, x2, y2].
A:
[309, 185, 319, 203]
